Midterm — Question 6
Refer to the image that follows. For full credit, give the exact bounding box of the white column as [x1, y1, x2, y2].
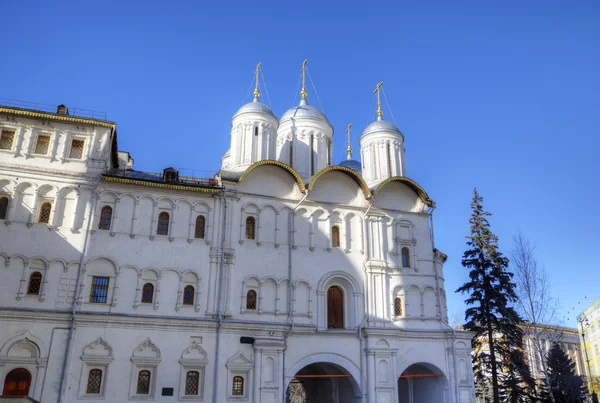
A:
[253, 348, 261, 402]
[367, 351, 376, 403]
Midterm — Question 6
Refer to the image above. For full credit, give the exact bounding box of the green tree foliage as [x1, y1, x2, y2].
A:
[456, 188, 525, 403]
[499, 347, 536, 402]
[542, 343, 586, 403]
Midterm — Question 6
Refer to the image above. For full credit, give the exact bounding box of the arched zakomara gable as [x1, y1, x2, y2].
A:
[308, 166, 371, 205]
[374, 176, 434, 210]
[237, 160, 305, 199]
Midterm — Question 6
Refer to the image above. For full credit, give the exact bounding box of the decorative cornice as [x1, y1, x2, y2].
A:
[238, 160, 306, 193]
[373, 176, 434, 207]
[0, 107, 115, 128]
[308, 165, 371, 200]
[102, 176, 221, 193]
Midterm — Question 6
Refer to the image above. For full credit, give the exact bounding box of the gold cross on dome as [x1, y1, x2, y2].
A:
[253, 62, 262, 99]
[346, 123, 353, 158]
[300, 59, 308, 100]
[374, 82, 383, 117]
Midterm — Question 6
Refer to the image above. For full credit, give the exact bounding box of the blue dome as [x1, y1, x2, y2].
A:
[339, 158, 362, 175]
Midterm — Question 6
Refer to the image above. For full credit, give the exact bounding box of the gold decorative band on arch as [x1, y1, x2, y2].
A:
[373, 176, 434, 207]
[307, 166, 372, 200]
[238, 160, 306, 193]
[0, 107, 116, 128]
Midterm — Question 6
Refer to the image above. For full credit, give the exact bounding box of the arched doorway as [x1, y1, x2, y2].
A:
[2, 368, 32, 396]
[286, 362, 360, 403]
[398, 363, 449, 403]
[327, 286, 344, 329]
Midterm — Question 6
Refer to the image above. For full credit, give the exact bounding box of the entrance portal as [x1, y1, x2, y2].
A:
[398, 363, 449, 403]
[286, 362, 360, 403]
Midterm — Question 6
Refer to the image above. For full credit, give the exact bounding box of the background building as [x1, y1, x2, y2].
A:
[578, 297, 600, 394]
[0, 69, 476, 403]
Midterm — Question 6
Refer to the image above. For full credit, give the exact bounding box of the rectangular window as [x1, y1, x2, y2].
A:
[69, 139, 85, 159]
[0, 130, 15, 150]
[89, 276, 110, 303]
[34, 135, 51, 155]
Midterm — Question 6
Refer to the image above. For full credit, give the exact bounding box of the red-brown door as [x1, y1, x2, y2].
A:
[2, 368, 31, 396]
[327, 286, 344, 329]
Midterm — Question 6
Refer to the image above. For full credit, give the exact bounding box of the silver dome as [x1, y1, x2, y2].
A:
[339, 158, 362, 175]
[280, 99, 329, 124]
[233, 99, 275, 119]
[361, 118, 403, 138]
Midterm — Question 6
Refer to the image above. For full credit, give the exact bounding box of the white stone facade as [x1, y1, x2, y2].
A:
[0, 88, 476, 403]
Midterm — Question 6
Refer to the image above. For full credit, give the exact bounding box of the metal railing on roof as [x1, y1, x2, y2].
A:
[106, 168, 220, 188]
[0, 97, 109, 121]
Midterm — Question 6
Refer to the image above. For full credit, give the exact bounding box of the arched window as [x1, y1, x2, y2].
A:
[331, 225, 340, 247]
[183, 285, 195, 306]
[38, 202, 52, 223]
[98, 206, 112, 230]
[2, 368, 31, 396]
[394, 297, 403, 317]
[327, 286, 344, 329]
[185, 371, 200, 395]
[401, 247, 410, 268]
[27, 272, 42, 295]
[245, 216, 255, 240]
[246, 290, 257, 310]
[232, 376, 244, 396]
[0, 197, 8, 220]
[195, 215, 205, 239]
[157, 212, 169, 235]
[136, 370, 151, 395]
[86, 369, 102, 394]
[141, 283, 154, 304]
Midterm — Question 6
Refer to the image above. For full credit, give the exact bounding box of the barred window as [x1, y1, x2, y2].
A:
[332, 225, 340, 247]
[245, 216, 255, 240]
[38, 202, 52, 223]
[89, 276, 109, 303]
[86, 369, 102, 394]
[183, 285, 194, 306]
[142, 283, 154, 304]
[232, 376, 244, 396]
[157, 212, 169, 235]
[136, 370, 151, 395]
[401, 247, 410, 268]
[246, 290, 257, 310]
[0, 130, 15, 150]
[185, 371, 200, 395]
[69, 139, 84, 159]
[34, 135, 50, 155]
[394, 297, 403, 317]
[98, 206, 112, 230]
[27, 272, 42, 295]
[195, 215, 205, 239]
[0, 197, 8, 220]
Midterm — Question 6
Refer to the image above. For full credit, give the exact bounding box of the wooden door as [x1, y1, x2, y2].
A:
[2, 368, 31, 396]
[327, 286, 344, 329]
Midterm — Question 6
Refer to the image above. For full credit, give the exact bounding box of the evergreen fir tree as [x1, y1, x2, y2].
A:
[456, 188, 524, 403]
[499, 345, 536, 402]
[543, 343, 586, 403]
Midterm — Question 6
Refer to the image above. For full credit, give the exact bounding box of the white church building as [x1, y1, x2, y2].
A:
[0, 64, 476, 403]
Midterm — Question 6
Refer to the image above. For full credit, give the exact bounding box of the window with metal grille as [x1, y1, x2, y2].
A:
[401, 247, 410, 268]
[331, 225, 340, 247]
[232, 376, 244, 396]
[86, 369, 102, 394]
[142, 283, 154, 304]
[0, 130, 15, 150]
[27, 272, 42, 295]
[394, 297, 403, 317]
[157, 212, 169, 235]
[69, 139, 84, 159]
[98, 206, 112, 230]
[245, 216, 255, 240]
[246, 290, 257, 310]
[183, 285, 194, 306]
[89, 276, 109, 303]
[38, 202, 52, 223]
[34, 135, 50, 155]
[136, 370, 151, 395]
[185, 371, 200, 395]
[0, 197, 8, 220]
[195, 215, 205, 239]
[327, 286, 344, 329]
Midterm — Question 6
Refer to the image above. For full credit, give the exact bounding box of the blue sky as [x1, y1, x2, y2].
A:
[3, 1, 599, 327]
